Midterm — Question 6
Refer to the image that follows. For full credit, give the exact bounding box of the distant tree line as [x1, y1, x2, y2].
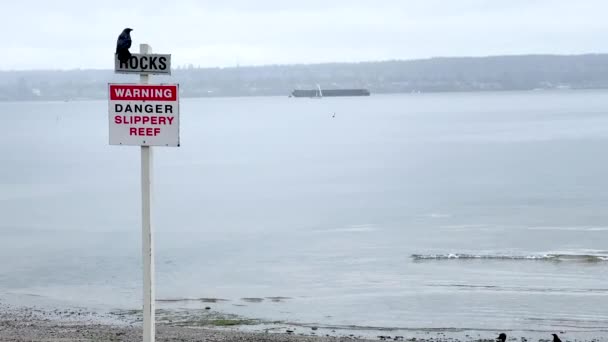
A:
[2, 54, 608, 101]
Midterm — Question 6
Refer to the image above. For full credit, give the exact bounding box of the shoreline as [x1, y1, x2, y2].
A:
[0, 304, 379, 342]
[1, 303, 607, 342]
[1, 88, 607, 104]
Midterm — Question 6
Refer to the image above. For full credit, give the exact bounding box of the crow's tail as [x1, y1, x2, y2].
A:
[117, 50, 132, 63]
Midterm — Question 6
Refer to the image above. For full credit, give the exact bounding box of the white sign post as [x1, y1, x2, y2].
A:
[110, 43, 177, 342]
[139, 43, 155, 342]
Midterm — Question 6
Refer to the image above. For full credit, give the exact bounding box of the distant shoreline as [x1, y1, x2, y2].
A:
[1, 87, 607, 104]
[2, 54, 608, 101]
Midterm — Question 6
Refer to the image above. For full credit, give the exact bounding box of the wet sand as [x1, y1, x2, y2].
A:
[0, 308, 373, 342]
[1, 303, 605, 342]
[0, 318, 355, 342]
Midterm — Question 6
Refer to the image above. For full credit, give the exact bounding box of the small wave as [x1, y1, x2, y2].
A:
[528, 226, 608, 232]
[424, 213, 451, 219]
[313, 224, 378, 233]
[157, 297, 229, 303]
[411, 253, 608, 262]
[427, 283, 608, 294]
[241, 297, 264, 303]
[265, 296, 292, 302]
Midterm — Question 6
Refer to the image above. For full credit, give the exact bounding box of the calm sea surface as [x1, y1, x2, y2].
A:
[0, 91, 607, 338]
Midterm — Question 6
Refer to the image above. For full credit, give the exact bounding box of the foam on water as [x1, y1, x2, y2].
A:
[411, 253, 608, 262]
[426, 284, 608, 294]
[527, 226, 608, 231]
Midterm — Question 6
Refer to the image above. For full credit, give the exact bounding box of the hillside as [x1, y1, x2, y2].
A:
[2, 54, 608, 101]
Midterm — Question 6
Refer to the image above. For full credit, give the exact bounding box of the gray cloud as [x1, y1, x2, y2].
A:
[2, 0, 607, 70]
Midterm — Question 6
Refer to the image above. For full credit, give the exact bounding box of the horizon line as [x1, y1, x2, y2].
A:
[1, 52, 607, 73]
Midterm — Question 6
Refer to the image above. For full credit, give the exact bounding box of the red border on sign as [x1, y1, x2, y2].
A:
[109, 85, 178, 101]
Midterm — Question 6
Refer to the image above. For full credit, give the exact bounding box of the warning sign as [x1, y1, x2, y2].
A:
[108, 84, 179, 147]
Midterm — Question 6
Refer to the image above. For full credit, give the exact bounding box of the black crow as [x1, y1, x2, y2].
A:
[497, 333, 507, 342]
[552, 334, 562, 342]
[116, 28, 133, 63]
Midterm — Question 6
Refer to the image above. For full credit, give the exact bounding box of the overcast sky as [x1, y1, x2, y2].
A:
[2, 0, 607, 70]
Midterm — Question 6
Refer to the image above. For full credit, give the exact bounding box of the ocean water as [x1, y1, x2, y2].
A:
[0, 91, 607, 339]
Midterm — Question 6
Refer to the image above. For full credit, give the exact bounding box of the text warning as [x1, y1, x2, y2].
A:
[108, 84, 180, 147]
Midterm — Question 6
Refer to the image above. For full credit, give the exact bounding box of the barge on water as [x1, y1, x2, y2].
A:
[291, 88, 370, 98]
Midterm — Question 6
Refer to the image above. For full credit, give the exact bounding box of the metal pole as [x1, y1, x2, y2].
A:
[139, 43, 155, 342]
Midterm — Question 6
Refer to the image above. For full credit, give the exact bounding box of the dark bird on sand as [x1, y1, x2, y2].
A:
[116, 28, 133, 63]
[552, 334, 562, 342]
[496, 333, 507, 342]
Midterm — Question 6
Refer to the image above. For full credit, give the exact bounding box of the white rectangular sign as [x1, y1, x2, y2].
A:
[114, 54, 171, 75]
[108, 84, 180, 147]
